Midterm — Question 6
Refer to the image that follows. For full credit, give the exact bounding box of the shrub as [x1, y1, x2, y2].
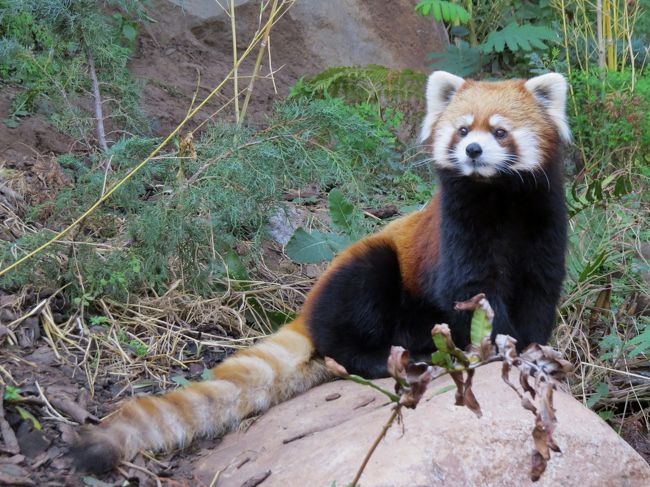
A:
[569, 69, 650, 176]
[0, 0, 149, 139]
[0, 97, 403, 301]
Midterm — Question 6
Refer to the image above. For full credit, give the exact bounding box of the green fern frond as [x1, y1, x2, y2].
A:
[429, 41, 482, 77]
[480, 22, 558, 54]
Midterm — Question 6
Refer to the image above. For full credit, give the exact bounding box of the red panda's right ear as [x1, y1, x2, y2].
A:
[419, 71, 465, 143]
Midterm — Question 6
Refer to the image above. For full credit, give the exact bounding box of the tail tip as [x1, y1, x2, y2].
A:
[70, 427, 122, 474]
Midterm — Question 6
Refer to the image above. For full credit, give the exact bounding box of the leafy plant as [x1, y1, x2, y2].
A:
[568, 69, 650, 176]
[290, 65, 422, 138]
[3, 385, 22, 401]
[480, 22, 557, 54]
[0, 0, 150, 145]
[568, 173, 633, 218]
[415, 0, 471, 24]
[327, 295, 572, 484]
[0, 97, 399, 304]
[428, 41, 483, 77]
[285, 188, 369, 264]
[419, 0, 560, 77]
[627, 325, 650, 358]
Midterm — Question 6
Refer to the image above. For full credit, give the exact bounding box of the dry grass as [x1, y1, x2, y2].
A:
[555, 174, 649, 437]
[5, 257, 315, 398]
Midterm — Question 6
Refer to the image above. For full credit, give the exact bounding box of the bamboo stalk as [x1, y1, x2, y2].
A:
[613, 0, 619, 71]
[239, 0, 279, 126]
[604, 0, 615, 70]
[581, 1, 592, 72]
[230, 0, 240, 124]
[597, 0, 606, 69]
[620, 0, 629, 71]
[559, 0, 572, 79]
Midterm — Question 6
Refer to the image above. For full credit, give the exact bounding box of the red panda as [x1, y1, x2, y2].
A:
[72, 71, 570, 473]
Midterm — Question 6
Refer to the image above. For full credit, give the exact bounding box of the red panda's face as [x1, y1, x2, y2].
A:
[419, 72, 571, 179]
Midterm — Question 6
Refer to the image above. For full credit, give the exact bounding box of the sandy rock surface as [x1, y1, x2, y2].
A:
[194, 363, 650, 487]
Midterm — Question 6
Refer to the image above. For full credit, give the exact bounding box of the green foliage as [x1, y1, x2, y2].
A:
[0, 97, 400, 302]
[479, 23, 557, 54]
[328, 188, 365, 240]
[415, 0, 471, 24]
[285, 228, 352, 264]
[290, 65, 426, 105]
[627, 325, 650, 358]
[470, 306, 493, 348]
[423, 1, 559, 77]
[290, 65, 423, 138]
[586, 381, 609, 408]
[429, 41, 483, 77]
[285, 188, 368, 264]
[0, 0, 149, 140]
[390, 168, 436, 209]
[568, 173, 633, 217]
[3, 385, 22, 401]
[569, 69, 650, 175]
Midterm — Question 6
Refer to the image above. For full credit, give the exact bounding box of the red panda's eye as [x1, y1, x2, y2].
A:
[459, 126, 469, 137]
[494, 128, 507, 139]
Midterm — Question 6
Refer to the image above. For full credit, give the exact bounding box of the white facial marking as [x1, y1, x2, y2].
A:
[432, 122, 456, 169]
[489, 114, 513, 131]
[509, 127, 541, 171]
[458, 114, 474, 127]
[453, 130, 509, 177]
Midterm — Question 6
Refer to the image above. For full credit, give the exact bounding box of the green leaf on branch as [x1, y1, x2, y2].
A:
[430, 350, 453, 368]
[586, 381, 609, 408]
[431, 323, 470, 368]
[470, 306, 492, 347]
[628, 327, 650, 358]
[432, 329, 451, 354]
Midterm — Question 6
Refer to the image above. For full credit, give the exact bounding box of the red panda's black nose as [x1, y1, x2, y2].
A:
[466, 143, 483, 158]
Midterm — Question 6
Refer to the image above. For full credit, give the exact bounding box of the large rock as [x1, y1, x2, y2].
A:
[132, 0, 446, 131]
[193, 363, 650, 486]
[165, 0, 447, 70]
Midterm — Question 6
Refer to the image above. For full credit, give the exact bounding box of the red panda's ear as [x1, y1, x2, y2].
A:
[524, 73, 571, 144]
[419, 71, 465, 143]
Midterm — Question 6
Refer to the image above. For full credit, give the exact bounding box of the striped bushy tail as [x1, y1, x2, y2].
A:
[71, 320, 330, 473]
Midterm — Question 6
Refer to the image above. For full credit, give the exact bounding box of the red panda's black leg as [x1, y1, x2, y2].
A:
[509, 276, 563, 348]
[305, 242, 404, 379]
